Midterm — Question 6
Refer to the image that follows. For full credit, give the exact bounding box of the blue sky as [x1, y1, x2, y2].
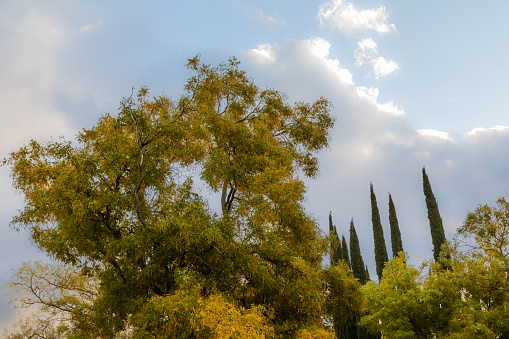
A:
[1, 0, 509, 330]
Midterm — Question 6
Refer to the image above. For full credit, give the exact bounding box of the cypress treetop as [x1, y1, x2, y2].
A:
[349, 219, 367, 284]
[422, 167, 447, 263]
[329, 212, 341, 265]
[388, 193, 404, 257]
[370, 183, 389, 281]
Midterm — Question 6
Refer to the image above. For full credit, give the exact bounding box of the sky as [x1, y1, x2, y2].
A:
[1, 0, 509, 330]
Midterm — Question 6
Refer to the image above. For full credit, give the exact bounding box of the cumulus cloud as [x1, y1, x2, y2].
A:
[418, 129, 452, 141]
[247, 38, 403, 116]
[251, 44, 276, 63]
[354, 39, 400, 79]
[356, 86, 404, 115]
[354, 37, 378, 67]
[370, 57, 400, 79]
[318, 0, 396, 36]
[466, 125, 509, 136]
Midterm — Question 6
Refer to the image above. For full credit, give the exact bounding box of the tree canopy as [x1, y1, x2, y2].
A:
[3, 57, 347, 338]
[361, 197, 509, 338]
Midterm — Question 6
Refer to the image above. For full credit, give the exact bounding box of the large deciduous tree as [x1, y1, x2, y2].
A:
[4, 57, 340, 337]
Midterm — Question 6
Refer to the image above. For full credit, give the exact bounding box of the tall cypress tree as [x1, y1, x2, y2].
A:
[348, 220, 380, 339]
[329, 212, 341, 265]
[364, 265, 370, 283]
[349, 219, 367, 285]
[370, 183, 388, 281]
[388, 193, 404, 257]
[341, 235, 351, 269]
[333, 226, 342, 265]
[422, 167, 447, 262]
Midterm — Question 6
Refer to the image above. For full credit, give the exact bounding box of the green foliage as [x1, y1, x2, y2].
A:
[388, 193, 403, 257]
[323, 262, 362, 339]
[349, 219, 367, 285]
[451, 197, 509, 337]
[362, 197, 509, 338]
[341, 235, 351, 269]
[369, 183, 388, 282]
[361, 254, 461, 339]
[422, 167, 447, 263]
[4, 57, 337, 337]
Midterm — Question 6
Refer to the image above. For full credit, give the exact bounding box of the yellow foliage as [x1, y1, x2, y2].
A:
[295, 327, 334, 339]
[197, 294, 274, 338]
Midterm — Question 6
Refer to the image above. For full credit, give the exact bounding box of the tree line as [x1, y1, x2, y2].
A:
[2, 58, 509, 338]
[327, 167, 448, 338]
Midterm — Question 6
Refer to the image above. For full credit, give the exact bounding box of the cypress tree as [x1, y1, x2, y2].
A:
[329, 212, 341, 266]
[341, 235, 351, 269]
[422, 167, 447, 263]
[333, 226, 342, 266]
[388, 193, 404, 257]
[348, 220, 380, 339]
[364, 265, 370, 283]
[370, 183, 388, 281]
[349, 219, 367, 284]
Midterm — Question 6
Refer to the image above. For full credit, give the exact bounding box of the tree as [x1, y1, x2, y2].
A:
[5, 261, 101, 337]
[323, 262, 363, 339]
[4, 57, 337, 337]
[451, 197, 509, 337]
[360, 255, 461, 339]
[361, 198, 509, 338]
[422, 167, 447, 263]
[341, 235, 351, 269]
[363, 265, 370, 284]
[370, 183, 388, 281]
[388, 193, 404, 257]
[329, 212, 341, 266]
[349, 219, 367, 285]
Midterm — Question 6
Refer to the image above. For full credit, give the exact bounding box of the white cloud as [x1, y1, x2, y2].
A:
[466, 125, 509, 136]
[308, 37, 354, 85]
[357, 86, 404, 115]
[318, 0, 396, 36]
[354, 37, 378, 67]
[418, 129, 452, 141]
[256, 8, 285, 27]
[354, 39, 400, 79]
[249, 38, 402, 114]
[310, 37, 331, 59]
[371, 57, 400, 79]
[251, 44, 276, 63]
